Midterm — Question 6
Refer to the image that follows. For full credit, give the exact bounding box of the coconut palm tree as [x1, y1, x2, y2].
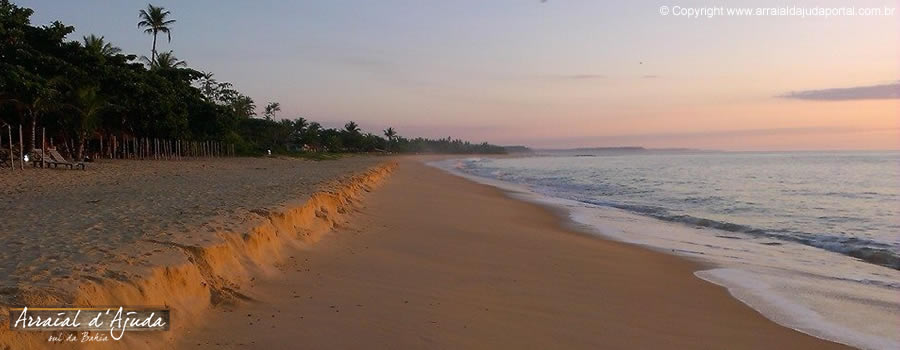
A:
[341, 121, 362, 151]
[383, 127, 397, 141]
[82, 34, 122, 56]
[383, 127, 397, 152]
[231, 95, 256, 118]
[1, 77, 66, 151]
[344, 121, 360, 134]
[263, 102, 281, 120]
[62, 86, 106, 160]
[140, 51, 186, 70]
[293, 117, 308, 132]
[290, 117, 308, 149]
[198, 71, 218, 101]
[137, 4, 175, 62]
[304, 122, 322, 151]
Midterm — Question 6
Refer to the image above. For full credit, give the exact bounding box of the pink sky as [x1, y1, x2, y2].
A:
[28, 0, 900, 150]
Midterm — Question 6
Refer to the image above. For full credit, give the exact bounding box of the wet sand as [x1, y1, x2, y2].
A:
[179, 159, 849, 349]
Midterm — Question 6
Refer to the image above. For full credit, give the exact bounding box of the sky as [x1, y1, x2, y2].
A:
[18, 0, 900, 150]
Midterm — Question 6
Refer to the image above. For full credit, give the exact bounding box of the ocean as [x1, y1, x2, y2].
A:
[432, 150, 900, 350]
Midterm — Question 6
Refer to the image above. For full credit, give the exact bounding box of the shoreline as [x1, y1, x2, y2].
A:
[432, 156, 899, 350]
[0, 159, 397, 349]
[179, 158, 848, 349]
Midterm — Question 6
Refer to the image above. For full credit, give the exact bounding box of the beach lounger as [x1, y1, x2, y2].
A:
[44, 149, 85, 170]
[30, 149, 58, 169]
[29, 149, 45, 168]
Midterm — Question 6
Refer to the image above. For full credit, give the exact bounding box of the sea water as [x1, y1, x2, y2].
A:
[431, 150, 900, 350]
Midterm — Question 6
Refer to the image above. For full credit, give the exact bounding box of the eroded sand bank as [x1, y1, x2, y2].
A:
[179, 159, 849, 349]
[0, 156, 395, 349]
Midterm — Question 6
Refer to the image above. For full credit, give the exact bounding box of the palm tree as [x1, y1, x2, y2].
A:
[304, 122, 322, 151]
[383, 127, 397, 140]
[263, 102, 281, 120]
[63, 86, 106, 160]
[344, 121, 360, 134]
[140, 51, 186, 69]
[293, 117, 308, 132]
[230, 95, 255, 118]
[82, 35, 122, 56]
[137, 4, 175, 62]
[291, 117, 308, 149]
[198, 71, 217, 101]
[383, 127, 397, 152]
[1, 77, 66, 151]
[341, 121, 362, 151]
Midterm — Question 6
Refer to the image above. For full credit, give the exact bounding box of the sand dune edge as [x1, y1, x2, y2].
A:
[0, 161, 397, 350]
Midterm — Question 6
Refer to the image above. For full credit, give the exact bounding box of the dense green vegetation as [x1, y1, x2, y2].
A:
[0, 1, 508, 159]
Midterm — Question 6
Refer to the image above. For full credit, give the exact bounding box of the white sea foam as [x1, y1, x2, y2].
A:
[428, 159, 900, 350]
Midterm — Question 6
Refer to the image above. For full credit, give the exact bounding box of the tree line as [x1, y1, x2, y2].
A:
[0, 1, 509, 160]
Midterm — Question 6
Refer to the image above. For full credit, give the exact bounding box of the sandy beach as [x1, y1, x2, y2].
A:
[0, 156, 394, 349]
[4, 1, 895, 348]
[177, 158, 849, 349]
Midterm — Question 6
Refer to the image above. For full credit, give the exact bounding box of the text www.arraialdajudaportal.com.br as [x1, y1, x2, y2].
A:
[658, 5, 896, 18]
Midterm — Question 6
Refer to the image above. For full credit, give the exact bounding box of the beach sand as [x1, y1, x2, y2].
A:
[178, 159, 849, 349]
[0, 156, 394, 349]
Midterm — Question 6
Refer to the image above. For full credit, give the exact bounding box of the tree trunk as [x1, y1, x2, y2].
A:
[76, 131, 85, 161]
[30, 111, 36, 151]
[151, 31, 158, 62]
[61, 135, 71, 160]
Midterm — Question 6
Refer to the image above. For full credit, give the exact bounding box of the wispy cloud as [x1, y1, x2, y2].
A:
[526, 126, 900, 149]
[557, 74, 607, 80]
[545, 73, 661, 80]
[779, 81, 900, 101]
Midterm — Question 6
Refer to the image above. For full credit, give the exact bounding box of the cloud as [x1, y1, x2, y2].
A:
[558, 74, 607, 80]
[547, 73, 662, 80]
[527, 126, 900, 148]
[779, 81, 900, 101]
